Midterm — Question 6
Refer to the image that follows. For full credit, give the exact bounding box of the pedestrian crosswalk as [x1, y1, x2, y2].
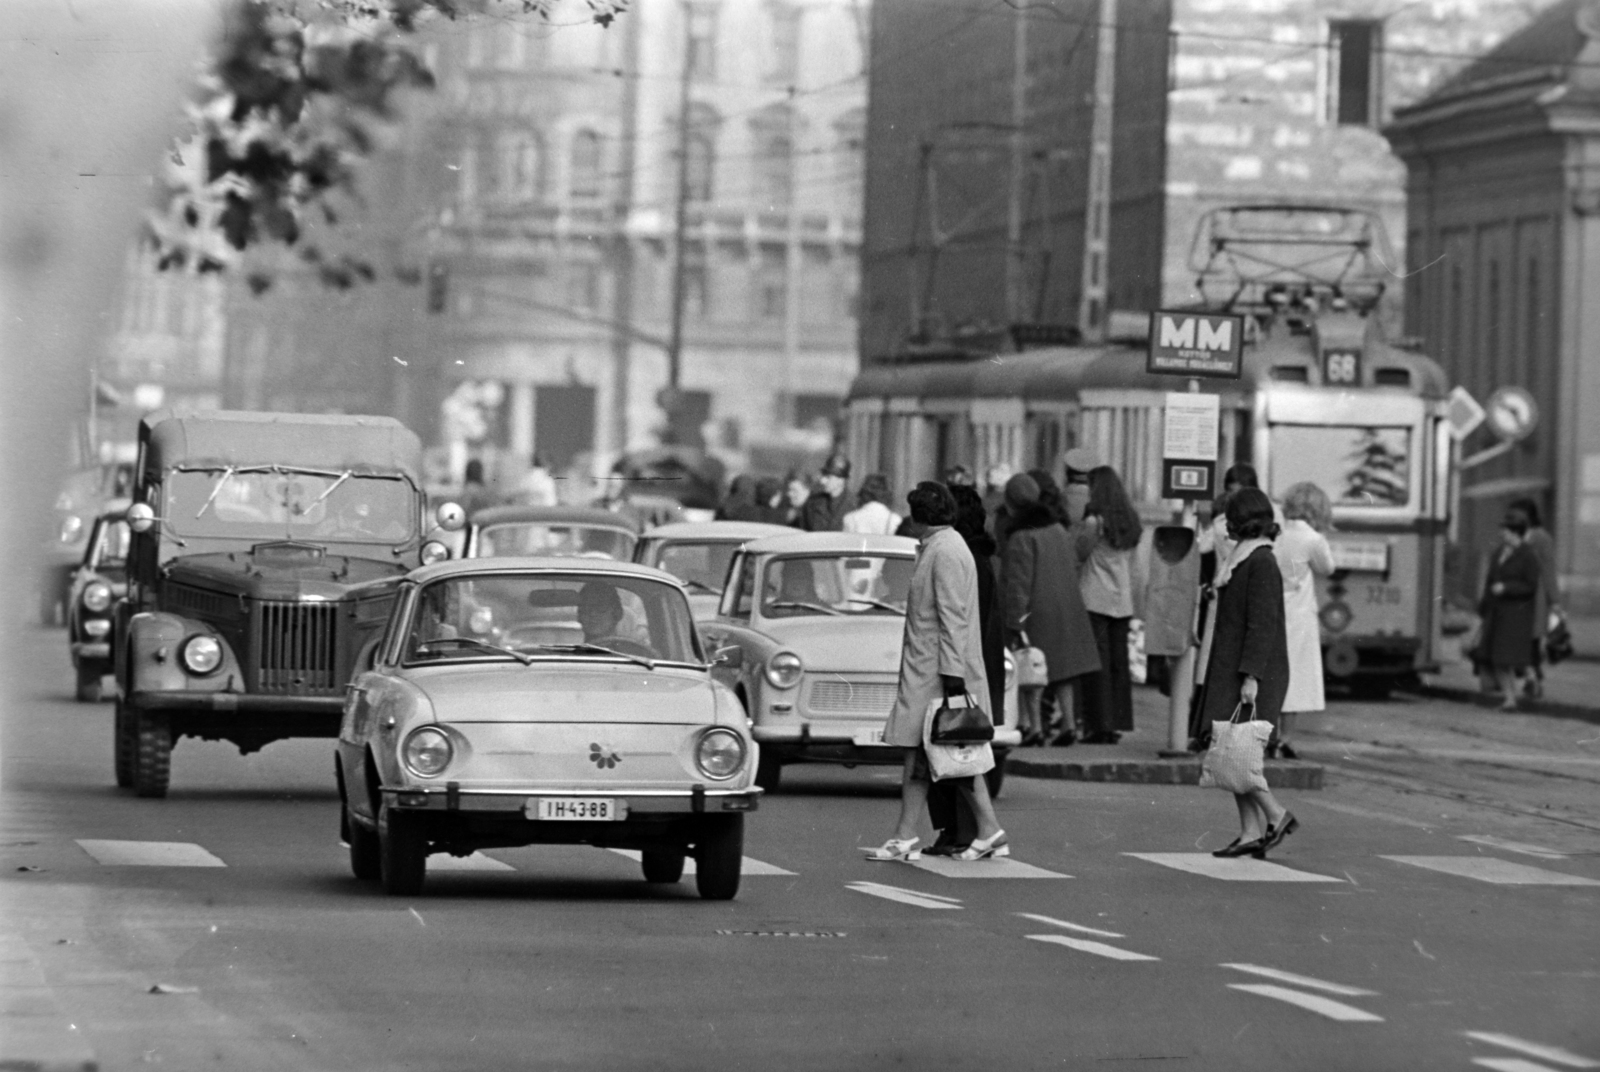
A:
[606, 849, 796, 876]
[1124, 852, 1343, 882]
[1382, 856, 1600, 887]
[75, 840, 226, 867]
[1464, 1031, 1599, 1070]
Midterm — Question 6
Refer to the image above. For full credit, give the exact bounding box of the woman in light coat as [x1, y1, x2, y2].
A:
[1274, 482, 1335, 759]
[866, 481, 1006, 862]
[843, 473, 903, 535]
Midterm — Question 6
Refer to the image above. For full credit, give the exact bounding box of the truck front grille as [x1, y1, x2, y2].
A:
[258, 601, 339, 694]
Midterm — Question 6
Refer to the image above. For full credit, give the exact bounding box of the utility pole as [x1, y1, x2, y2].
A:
[780, 21, 804, 430]
[662, 0, 696, 445]
[1005, 0, 1029, 325]
[608, 4, 643, 458]
[1077, 0, 1117, 343]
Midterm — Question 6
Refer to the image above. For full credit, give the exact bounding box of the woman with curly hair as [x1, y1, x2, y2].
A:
[1077, 465, 1143, 742]
[1274, 482, 1335, 758]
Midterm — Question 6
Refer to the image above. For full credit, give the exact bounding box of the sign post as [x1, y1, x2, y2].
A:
[1145, 310, 1243, 755]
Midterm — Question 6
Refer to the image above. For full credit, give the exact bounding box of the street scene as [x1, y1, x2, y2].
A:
[4, 0, 1599, 1069]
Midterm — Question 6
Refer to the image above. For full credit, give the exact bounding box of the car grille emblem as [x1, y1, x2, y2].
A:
[589, 743, 621, 769]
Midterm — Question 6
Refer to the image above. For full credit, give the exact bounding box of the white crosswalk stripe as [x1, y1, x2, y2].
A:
[906, 857, 1068, 879]
[1025, 934, 1159, 962]
[1226, 984, 1384, 1022]
[845, 882, 962, 910]
[1457, 835, 1570, 860]
[1473, 1059, 1569, 1072]
[607, 849, 795, 876]
[1464, 1032, 1600, 1069]
[75, 840, 226, 867]
[1125, 853, 1342, 882]
[1384, 857, 1600, 887]
[1016, 913, 1123, 939]
[1220, 963, 1378, 997]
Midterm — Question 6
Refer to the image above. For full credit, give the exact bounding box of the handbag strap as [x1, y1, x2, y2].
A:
[1229, 700, 1255, 724]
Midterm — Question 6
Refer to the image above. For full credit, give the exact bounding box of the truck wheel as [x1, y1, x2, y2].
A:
[694, 815, 744, 901]
[348, 806, 381, 881]
[113, 701, 136, 789]
[641, 850, 685, 884]
[133, 711, 171, 799]
[75, 664, 103, 703]
[378, 803, 427, 896]
[984, 758, 1007, 800]
[754, 753, 782, 792]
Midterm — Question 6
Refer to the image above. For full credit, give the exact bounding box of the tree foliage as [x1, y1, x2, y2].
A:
[149, 0, 627, 291]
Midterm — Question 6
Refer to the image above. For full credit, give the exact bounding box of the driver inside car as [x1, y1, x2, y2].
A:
[576, 583, 635, 650]
[766, 559, 822, 615]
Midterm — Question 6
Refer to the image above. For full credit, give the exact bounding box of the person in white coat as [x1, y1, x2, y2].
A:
[865, 481, 1005, 862]
[842, 473, 902, 535]
[1273, 482, 1335, 758]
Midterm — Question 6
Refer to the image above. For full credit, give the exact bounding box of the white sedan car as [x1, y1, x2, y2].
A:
[634, 520, 793, 619]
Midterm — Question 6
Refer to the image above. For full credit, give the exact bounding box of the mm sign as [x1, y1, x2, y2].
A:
[1147, 311, 1245, 378]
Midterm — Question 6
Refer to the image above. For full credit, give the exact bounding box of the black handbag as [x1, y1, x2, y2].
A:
[928, 694, 995, 744]
[1545, 612, 1575, 665]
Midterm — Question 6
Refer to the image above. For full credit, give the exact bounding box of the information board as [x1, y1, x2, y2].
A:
[1161, 392, 1220, 501]
[1147, 311, 1245, 378]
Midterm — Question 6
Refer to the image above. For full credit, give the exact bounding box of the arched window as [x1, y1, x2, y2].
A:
[570, 130, 603, 200]
[682, 104, 720, 203]
[750, 105, 795, 208]
[494, 132, 540, 201]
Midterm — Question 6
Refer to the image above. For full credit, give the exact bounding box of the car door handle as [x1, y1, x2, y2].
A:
[379, 714, 397, 732]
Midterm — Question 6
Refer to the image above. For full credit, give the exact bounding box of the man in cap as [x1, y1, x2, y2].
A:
[1061, 446, 1100, 525]
[795, 453, 852, 532]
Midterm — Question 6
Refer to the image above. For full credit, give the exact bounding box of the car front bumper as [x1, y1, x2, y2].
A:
[124, 691, 345, 715]
[381, 784, 762, 815]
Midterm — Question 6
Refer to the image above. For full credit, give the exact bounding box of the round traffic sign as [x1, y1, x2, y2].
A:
[1485, 387, 1538, 443]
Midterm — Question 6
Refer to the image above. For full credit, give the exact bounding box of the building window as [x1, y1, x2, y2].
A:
[570, 130, 603, 199]
[833, 107, 865, 212]
[568, 262, 602, 311]
[756, 254, 787, 320]
[1525, 256, 1540, 361]
[1486, 259, 1500, 360]
[466, 23, 492, 69]
[498, 25, 528, 69]
[751, 105, 795, 207]
[767, 2, 801, 84]
[687, 3, 718, 82]
[494, 132, 540, 201]
[682, 256, 710, 319]
[793, 393, 841, 432]
[1323, 19, 1383, 127]
[682, 103, 720, 203]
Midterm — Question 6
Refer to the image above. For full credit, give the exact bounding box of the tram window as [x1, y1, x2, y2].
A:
[1269, 424, 1412, 508]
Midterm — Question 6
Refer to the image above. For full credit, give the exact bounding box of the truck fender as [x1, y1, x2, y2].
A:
[120, 611, 244, 697]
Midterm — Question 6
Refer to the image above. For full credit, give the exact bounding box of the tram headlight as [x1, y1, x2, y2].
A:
[1320, 601, 1353, 634]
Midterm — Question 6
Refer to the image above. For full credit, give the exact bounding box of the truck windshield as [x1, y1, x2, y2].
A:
[1268, 425, 1414, 509]
[165, 469, 417, 543]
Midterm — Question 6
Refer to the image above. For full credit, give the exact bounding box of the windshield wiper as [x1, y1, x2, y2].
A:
[767, 600, 845, 617]
[530, 643, 656, 670]
[309, 470, 353, 509]
[684, 578, 721, 594]
[414, 636, 533, 665]
[195, 466, 237, 519]
[846, 597, 906, 614]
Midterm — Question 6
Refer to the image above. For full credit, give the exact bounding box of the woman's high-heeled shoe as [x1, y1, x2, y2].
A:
[954, 830, 1009, 860]
[1211, 837, 1243, 858]
[1214, 836, 1266, 858]
[862, 836, 922, 861]
[1263, 813, 1299, 851]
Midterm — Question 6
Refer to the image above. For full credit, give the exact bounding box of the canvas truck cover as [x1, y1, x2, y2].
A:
[139, 410, 423, 483]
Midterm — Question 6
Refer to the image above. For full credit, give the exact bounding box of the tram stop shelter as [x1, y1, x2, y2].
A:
[1384, 0, 1600, 610]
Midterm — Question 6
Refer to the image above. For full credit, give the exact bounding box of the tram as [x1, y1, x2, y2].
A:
[844, 205, 1454, 694]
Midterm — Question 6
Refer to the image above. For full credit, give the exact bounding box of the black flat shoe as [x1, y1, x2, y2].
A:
[1214, 837, 1266, 858]
[1278, 743, 1298, 760]
[1049, 729, 1078, 747]
[1211, 838, 1243, 858]
[1263, 813, 1300, 851]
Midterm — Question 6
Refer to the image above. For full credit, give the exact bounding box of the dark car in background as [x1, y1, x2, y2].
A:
[462, 504, 641, 562]
[67, 507, 130, 702]
[40, 461, 134, 625]
[113, 410, 462, 797]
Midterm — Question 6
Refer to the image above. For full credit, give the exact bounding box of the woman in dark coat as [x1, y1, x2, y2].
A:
[1478, 511, 1542, 711]
[1199, 489, 1297, 859]
[715, 475, 763, 521]
[1001, 473, 1100, 746]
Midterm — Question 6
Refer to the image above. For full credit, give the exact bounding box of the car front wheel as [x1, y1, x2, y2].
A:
[640, 850, 685, 884]
[348, 807, 381, 881]
[378, 803, 427, 896]
[694, 815, 744, 901]
[754, 752, 782, 792]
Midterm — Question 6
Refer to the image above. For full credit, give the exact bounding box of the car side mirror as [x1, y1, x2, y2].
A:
[126, 502, 158, 534]
[713, 645, 743, 668]
[435, 502, 466, 532]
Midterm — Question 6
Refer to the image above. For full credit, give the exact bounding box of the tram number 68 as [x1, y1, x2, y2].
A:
[1325, 350, 1361, 384]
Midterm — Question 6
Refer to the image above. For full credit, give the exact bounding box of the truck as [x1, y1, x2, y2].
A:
[113, 410, 462, 797]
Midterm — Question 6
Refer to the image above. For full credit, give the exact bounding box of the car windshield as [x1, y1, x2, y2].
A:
[403, 572, 699, 665]
[652, 540, 740, 594]
[1269, 424, 1414, 508]
[94, 520, 131, 568]
[761, 554, 914, 618]
[477, 523, 636, 560]
[165, 469, 417, 542]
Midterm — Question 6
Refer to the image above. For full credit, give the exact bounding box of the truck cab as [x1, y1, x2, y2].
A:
[113, 410, 461, 797]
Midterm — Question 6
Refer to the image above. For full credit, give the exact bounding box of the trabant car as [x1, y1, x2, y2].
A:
[336, 557, 760, 899]
[701, 533, 1020, 794]
[67, 507, 131, 702]
[463, 505, 640, 561]
[634, 520, 792, 619]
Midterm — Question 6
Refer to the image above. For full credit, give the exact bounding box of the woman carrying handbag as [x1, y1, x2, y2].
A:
[1197, 489, 1297, 859]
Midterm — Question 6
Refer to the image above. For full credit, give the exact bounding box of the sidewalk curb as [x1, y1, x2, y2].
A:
[1408, 682, 1600, 725]
[1006, 751, 1324, 790]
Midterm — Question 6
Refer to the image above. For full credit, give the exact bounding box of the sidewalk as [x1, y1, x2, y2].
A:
[1003, 685, 1325, 790]
[1415, 627, 1600, 724]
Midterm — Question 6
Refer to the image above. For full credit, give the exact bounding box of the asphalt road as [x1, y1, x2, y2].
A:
[3, 626, 1597, 1072]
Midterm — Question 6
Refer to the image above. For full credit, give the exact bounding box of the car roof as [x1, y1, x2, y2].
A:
[740, 532, 919, 555]
[139, 409, 421, 480]
[641, 521, 794, 540]
[408, 555, 681, 585]
[469, 504, 642, 532]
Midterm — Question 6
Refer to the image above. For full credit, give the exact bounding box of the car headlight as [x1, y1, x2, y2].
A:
[82, 581, 113, 613]
[181, 634, 223, 675]
[403, 726, 454, 778]
[765, 651, 803, 689]
[420, 540, 450, 565]
[59, 515, 83, 543]
[695, 728, 746, 780]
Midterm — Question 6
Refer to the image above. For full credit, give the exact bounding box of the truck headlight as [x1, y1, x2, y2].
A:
[765, 651, 803, 690]
[403, 726, 454, 778]
[695, 728, 746, 780]
[420, 540, 450, 565]
[82, 581, 113, 613]
[181, 635, 223, 675]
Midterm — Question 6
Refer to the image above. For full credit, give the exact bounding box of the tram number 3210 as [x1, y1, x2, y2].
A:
[1365, 585, 1404, 606]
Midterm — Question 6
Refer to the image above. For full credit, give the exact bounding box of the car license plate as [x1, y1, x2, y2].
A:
[530, 797, 619, 821]
[852, 727, 886, 746]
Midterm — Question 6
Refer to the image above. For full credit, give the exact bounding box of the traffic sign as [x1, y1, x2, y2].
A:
[1162, 459, 1215, 500]
[1147, 311, 1245, 378]
[1485, 386, 1538, 443]
[1445, 386, 1485, 441]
